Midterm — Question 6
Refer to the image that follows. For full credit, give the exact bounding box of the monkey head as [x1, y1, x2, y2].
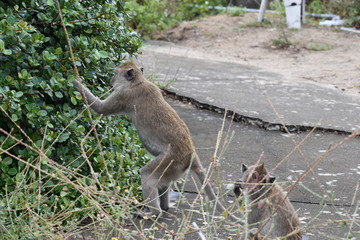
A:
[234, 163, 276, 200]
[110, 61, 144, 88]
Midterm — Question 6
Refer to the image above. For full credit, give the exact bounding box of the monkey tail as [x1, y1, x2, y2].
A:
[191, 154, 243, 223]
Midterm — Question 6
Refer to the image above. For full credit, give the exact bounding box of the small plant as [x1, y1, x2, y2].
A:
[147, 73, 177, 88]
[271, 38, 293, 49]
[305, 42, 332, 51]
[240, 20, 272, 28]
[229, 7, 246, 17]
[269, 0, 294, 49]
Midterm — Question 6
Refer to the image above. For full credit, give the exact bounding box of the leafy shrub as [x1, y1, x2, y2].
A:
[307, 0, 360, 28]
[126, 0, 226, 38]
[307, 0, 360, 18]
[0, 0, 148, 236]
[307, 0, 328, 14]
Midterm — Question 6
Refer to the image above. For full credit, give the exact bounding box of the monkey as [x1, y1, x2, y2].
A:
[72, 61, 242, 222]
[233, 163, 302, 240]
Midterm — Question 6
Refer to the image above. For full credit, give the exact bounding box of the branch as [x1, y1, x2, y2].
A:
[56, 0, 81, 82]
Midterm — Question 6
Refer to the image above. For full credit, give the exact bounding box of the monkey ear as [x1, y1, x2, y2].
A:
[140, 67, 144, 74]
[126, 69, 135, 81]
[241, 164, 248, 173]
[268, 176, 276, 183]
[259, 163, 266, 172]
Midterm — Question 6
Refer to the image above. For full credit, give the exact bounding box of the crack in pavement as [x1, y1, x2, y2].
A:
[175, 190, 356, 208]
[163, 89, 355, 136]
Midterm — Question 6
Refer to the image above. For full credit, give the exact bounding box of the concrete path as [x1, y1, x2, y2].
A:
[137, 41, 360, 239]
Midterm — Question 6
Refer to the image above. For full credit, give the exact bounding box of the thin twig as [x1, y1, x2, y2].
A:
[56, 0, 80, 82]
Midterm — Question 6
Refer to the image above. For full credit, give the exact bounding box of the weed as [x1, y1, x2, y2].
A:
[271, 38, 293, 49]
[240, 20, 272, 28]
[228, 7, 246, 17]
[305, 42, 332, 51]
[267, 0, 296, 49]
[147, 73, 177, 88]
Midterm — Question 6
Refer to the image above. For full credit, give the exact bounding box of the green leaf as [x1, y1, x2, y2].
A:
[55, 91, 63, 98]
[47, 0, 54, 7]
[94, 50, 109, 59]
[69, 109, 77, 117]
[8, 168, 17, 176]
[55, 48, 63, 55]
[67, 75, 75, 83]
[3, 157, 13, 165]
[98, 50, 109, 58]
[58, 133, 70, 143]
[15, 91, 24, 98]
[77, 125, 85, 133]
[71, 96, 77, 105]
[0, 40, 4, 52]
[11, 114, 18, 121]
[38, 110, 47, 116]
[3, 49, 12, 55]
[18, 69, 28, 79]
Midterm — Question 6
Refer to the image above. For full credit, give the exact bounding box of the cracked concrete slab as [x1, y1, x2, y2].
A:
[168, 98, 360, 239]
[167, 100, 359, 206]
[67, 98, 359, 240]
[138, 41, 360, 133]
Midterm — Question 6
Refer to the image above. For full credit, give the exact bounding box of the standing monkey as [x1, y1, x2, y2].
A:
[73, 61, 241, 222]
[234, 163, 302, 240]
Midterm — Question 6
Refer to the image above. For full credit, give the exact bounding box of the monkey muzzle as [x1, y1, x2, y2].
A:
[234, 178, 268, 197]
[233, 180, 244, 198]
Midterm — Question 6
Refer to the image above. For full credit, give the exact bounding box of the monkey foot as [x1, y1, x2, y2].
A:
[133, 208, 162, 220]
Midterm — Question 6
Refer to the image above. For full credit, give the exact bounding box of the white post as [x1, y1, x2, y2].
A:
[283, 0, 302, 28]
[258, 0, 269, 22]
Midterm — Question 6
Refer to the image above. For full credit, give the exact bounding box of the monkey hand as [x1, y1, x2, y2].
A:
[72, 79, 82, 92]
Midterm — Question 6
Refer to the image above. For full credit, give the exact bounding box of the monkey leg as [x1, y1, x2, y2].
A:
[140, 175, 162, 217]
[138, 153, 181, 219]
[158, 186, 170, 211]
[139, 157, 168, 217]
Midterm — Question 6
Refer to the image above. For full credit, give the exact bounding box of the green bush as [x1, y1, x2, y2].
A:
[0, 0, 148, 237]
[307, 0, 360, 19]
[126, 0, 226, 38]
[307, 0, 360, 28]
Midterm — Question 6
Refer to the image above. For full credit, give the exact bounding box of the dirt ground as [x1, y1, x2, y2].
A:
[154, 13, 360, 96]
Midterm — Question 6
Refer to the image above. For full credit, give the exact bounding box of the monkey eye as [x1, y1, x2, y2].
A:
[126, 69, 135, 81]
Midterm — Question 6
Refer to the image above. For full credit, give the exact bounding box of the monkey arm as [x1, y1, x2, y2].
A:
[73, 80, 122, 116]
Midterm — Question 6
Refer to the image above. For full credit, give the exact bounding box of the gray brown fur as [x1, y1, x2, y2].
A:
[73, 61, 241, 221]
[234, 164, 302, 240]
